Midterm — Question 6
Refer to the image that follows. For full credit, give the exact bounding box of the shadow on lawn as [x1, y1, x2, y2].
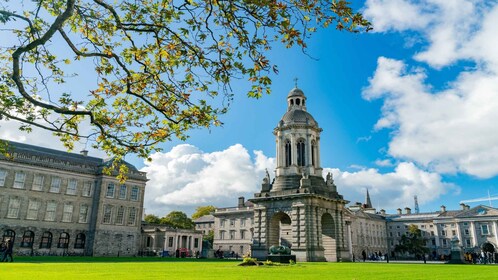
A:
[15, 256, 241, 264]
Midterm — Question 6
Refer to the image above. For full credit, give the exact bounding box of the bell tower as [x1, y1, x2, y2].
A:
[272, 87, 323, 191]
[251, 87, 349, 262]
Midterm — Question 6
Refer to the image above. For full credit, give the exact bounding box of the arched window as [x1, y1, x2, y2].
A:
[58, 232, 70, 248]
[311, 140, 316, 167]
[296, 98, 300, 106]
[2, 229, 15, 242]
[40, 232, 52, 248]
[297, 139, 306, 166]
[74, 233, 86, 249]
[285, 140, 292, 167]
[290, 99, 294, 105]
[20, 231, 34, 248]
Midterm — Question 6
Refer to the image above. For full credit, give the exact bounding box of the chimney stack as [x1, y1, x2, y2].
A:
[405, 207, 411, 215]
[380, 209, 386, 215]
[440, 205, 446, 213]
[460, 203, 466, 210]
[80, 149, 88, 157]
[238, 197, 245, 208]
[397, 208, 402, 215]
[465, 204, 470, 210]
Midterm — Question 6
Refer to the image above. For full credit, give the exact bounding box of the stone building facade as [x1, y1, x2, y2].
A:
[0, 141, 147, 256]
[141, 224, 203, 257]
[345, 206, 388, 260]
[194, 214, 215, 235]
[249, 87, 349, 262]
[386, 204, 498, 258]
[212, 197, 254, 257]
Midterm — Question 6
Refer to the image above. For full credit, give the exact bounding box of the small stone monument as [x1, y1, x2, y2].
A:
[267, 245, 296, 264]
[447, 236, 465, 264]
[261, 169, 272, 192]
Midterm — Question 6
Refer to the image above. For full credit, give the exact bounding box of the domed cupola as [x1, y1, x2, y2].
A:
[287, 87, 306, 111]
[280, 88, 318, 127]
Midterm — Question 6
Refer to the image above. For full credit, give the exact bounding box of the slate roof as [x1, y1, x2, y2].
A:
[0, 140, 146, 180]
[281, 109, 318, 127]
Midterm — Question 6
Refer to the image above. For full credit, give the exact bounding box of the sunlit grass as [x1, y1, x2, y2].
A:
[1, 257, 496, 279]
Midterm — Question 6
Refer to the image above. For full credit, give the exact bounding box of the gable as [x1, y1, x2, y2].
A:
[455, 205, 498, 218]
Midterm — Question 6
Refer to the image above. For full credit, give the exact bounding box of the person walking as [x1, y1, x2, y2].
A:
[1, 239, 13, 262]
[0, 241, 6, 262]
[362, 250, 367, 262]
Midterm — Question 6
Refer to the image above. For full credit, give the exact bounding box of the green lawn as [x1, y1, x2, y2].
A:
[0, 257, 496, 279]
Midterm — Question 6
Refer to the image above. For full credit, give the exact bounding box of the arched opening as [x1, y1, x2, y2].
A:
[296, 98, 301, 106]
[268, 212, 292, 248]
[2, 229, 15, 242]
[321, 213, 337, 262]
[58, 232, 70, 248]
[311, 140, 316, 167]
[39, 231, 52, 249]
[297, 139, 305, 166]
[290, 99, 294, 106]
[285, 139, 292, 167]
[74, 233, 86, 249]
[482, 242, 495, 253]
[20, 231, 34, 248]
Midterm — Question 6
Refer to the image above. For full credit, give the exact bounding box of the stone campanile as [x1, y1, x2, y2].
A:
[250, 87, 350, 262]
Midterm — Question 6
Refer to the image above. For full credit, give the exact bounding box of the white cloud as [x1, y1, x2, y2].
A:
[364, 0, 490, 69]
[141, 144, 275, 216]
[363, 0, 432, 32]
[375, 159, 393, 167]
[141, 143, 455, 215]
[364, 57, 498, 178]
[325, 162, 458, 211]
[362, 1, 498, 178]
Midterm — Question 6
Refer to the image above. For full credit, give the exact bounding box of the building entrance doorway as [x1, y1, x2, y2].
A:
[322, 213, 336, 262]
[268, 212, 292, 248]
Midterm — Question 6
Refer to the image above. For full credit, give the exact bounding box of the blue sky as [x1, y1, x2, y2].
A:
[2, 0, 498, 216]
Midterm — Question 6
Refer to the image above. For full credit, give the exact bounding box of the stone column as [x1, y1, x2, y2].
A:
[291, 134, 297, 167]
[456, 222, 463, 249]
[306, 133, 312, 168]
[346, 221, 353, 256]
[251, 207, 267, 260]
[470, 222, 478, 247]
[493, 221, 498, 246]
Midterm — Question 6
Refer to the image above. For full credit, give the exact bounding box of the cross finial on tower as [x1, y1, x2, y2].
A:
[293, 77, 298, 88]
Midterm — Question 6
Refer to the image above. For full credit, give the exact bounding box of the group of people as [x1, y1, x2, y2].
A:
[357, 250, 386, 262]
[0, 239, 14, 262]
[464, 251, 498, 264]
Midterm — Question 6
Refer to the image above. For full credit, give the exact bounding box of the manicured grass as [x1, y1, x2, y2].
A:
[1, 257, 496, 279]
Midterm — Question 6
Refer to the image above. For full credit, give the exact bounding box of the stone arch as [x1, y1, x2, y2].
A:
[321, 213, 337, 262]
[482, 241, 496, 253]
[268, 212, 292, 248]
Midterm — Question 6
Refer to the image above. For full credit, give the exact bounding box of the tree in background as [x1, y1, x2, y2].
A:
[0, 1, 371, 173]
[394, 224, 430, 259]
[192, 205, 216, 220]
[160, 211, 195, 229]
[144, 214, 161, 224]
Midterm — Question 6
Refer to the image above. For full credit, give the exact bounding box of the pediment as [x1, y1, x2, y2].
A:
[456, 205, 498, 218]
